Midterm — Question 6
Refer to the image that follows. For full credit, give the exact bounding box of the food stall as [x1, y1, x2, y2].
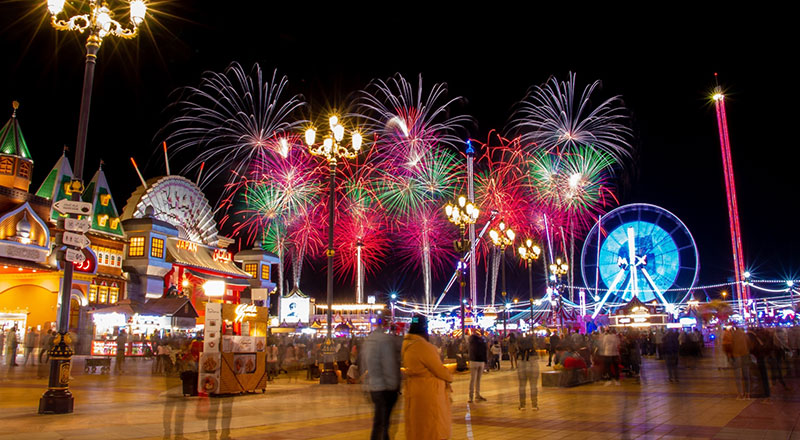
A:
[610, 297, 669, 329]
[199, 302, 268, 395]
[89, 297, 198, 356]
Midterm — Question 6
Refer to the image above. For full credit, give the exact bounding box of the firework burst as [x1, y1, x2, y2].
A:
[161, 62, 306, 189]
[355, 73, 472, 169]
[510, 72, 633, 163]
[529, 146, 618, 234]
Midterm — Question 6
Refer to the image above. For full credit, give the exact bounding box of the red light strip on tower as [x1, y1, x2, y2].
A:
[714, 91, 749, 317]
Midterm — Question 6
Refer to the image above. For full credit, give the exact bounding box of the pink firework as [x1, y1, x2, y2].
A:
[473, 132, 538, 246]
[333, 210, 391, 282]
[393, 203, 458, 276]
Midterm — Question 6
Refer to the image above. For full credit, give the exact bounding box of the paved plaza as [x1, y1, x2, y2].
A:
[0, 354, 798, 440]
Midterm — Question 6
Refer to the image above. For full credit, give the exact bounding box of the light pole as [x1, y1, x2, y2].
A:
[518, 238, 541, 330]
[41, 0, 146, 415]
[549, 257, 569, 329]
[305, 115, 363, 384]
[489, 220, 515, 336]
[445, 195, 479, 338]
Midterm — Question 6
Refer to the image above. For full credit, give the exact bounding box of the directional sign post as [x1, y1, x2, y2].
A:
[64, 218, 91, 233]
[64, 248, 86, 264]
[53, 199, 93, 217]
[61, 231, 91, 249]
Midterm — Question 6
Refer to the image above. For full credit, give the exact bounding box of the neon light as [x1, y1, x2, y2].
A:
[177, 240, 198, 252]
[212, 249, 231, 263]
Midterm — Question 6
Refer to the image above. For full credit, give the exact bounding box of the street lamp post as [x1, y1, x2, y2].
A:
[549, 257, 569, 328]
[305, 115, 363, 384]
[489, 220, 515, 336]
[445, 196, 479, 338]
[518, 238, 541, 330]
[41, 0, 146, 415]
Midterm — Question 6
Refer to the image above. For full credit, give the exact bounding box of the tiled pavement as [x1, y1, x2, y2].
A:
[0, 353, 798, 439]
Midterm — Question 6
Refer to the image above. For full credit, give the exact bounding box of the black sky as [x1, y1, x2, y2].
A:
[0, 3, 795, 303]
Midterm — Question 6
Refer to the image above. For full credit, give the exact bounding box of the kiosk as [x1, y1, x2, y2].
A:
[199, 303, 268, 395]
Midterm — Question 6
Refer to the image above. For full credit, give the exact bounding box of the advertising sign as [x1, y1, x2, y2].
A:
[279, 296, 310, 324]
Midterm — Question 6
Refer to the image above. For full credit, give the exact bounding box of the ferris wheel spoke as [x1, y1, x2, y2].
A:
[592, 268, 626, 319]
[641, 267, 671, 307]
[627, 226, 639, 300]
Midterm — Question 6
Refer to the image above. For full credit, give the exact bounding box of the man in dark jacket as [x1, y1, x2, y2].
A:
[468, 333, 488, 403]
[662, 330, 680, 382]
[547, 331, 561, 366]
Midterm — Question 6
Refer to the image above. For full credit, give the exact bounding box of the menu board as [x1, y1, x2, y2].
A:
[201, 303, 222, 394]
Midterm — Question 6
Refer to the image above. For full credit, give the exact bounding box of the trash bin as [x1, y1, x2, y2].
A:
[180, 371, 198, 396]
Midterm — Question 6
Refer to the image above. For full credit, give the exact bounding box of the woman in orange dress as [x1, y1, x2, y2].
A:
[402, 315, 453, 440]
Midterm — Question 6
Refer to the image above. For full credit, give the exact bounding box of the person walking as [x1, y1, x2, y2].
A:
[547, 331, 560, 367]
[23, 327, 38, 366]
[5, 326, 19, 367]
[731, 326, 750, 399]
[402, 315, 453, 440]
[508, 333, 519, 370]
[599, 329, 620, 385]
[115, 329, 127, 374]
[516, 333, 539, 410]
[467, 333, 488, 403]
[363, 318, 402, 440]
[663, 329, 680, 383]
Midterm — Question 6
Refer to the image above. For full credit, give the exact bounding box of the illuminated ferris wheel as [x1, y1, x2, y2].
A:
[581, 203, 699, 316]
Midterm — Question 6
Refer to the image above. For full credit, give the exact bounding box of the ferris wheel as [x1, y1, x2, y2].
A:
[581, 203, 699, 317]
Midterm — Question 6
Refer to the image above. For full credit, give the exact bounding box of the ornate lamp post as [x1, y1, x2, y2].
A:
[549, 257, 569, 328]
[445, 195, 479, 337]
[41, 0, 146, 414]
[305, 115, 363, 384]
[518, 238, 541, 330]
[489, 220, 515, 336]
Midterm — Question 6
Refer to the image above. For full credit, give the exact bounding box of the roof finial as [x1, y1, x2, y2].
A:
[12, 101, 19, 117]
[99, 159, 105, 170]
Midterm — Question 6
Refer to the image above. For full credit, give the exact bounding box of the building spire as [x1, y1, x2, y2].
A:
[12, 101, 18, 117]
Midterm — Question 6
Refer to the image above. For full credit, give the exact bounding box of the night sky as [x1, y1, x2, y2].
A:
[0, 3, 795, 303]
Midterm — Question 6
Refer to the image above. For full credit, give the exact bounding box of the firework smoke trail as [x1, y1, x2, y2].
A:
[355, 73, 471, 311]
[393, 203, 459, 301]
[332, 144, 391, 301]
[510, 72, 633, 163]
[472, 133, 538, 305]
[161, 62, 306, 190]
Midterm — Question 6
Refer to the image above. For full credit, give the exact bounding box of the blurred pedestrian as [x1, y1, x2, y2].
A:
[600, 329, 620, 385]
[663, 329, 680, 383]
[547, 331, 560, 366]
[731, 326, 750, 399]
[5, 326, 19, 367]
[468, 332, 488, 403]
[363, 318, 401, 440]
[516, 333, 539, 410]
[23, 327, 37, 366]
[508, 333, 518, 370]
[115, 329, 127, 373]
[402, 315, 453, 440]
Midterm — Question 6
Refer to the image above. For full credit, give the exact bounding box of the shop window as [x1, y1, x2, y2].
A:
[151, 237, 164, 258]
[104, 253, 110, 266]
[109, 286, 119, 304]
[244, 263, 257, 278]
[261, 264, 270, 280]
[129, 236, 145, 257]
[98, 285, 108, 303]
[89, 284, 98, 303]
